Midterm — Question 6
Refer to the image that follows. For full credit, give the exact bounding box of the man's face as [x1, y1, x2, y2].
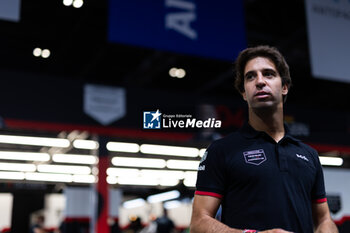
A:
[241, 57, 288, 109]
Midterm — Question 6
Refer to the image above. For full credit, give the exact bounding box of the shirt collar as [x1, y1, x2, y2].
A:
[239, 121, 300, 143]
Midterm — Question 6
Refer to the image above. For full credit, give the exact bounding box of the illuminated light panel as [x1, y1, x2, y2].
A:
[52, 153, 98, 165]
[37, 164, 91, 175]
[199, 149, 207, 157]
[164, 200, 181, 209]
[107, 176, 118, 184]
[0, 151, 50, 162]
[140, 144, 199, 157]
[140, 169, 184, 179]
[184, 178, 196, 187]
[111, 157, 166, 168]
[0, 135, 70, 148]
[0, 171, 25, 180]
[117, 177, 159, 186]
[0, 162, 36, 172]
[147, 190, 180, 203]
[73, 140, 99, 150]
[107, 142, 140, 153]
[107, 168, 139, 177]
[159, 178, 179, 186]
[123, 198, 146, 209]
[25, 172, 73, 183]
[166, 160, 199, 170]
[320, 156, 343, 166]
[73, 175, 96, 183]
[184, 172, 197, 187]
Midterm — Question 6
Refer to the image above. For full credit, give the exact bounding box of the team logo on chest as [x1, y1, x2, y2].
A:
[243, 149, 267, 165]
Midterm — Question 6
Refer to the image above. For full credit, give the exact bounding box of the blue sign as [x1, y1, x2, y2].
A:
[108, 0, 246, 61]
[143, 110, 162, 129]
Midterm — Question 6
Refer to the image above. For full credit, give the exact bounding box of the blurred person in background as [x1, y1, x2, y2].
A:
[124, 216, 144, 233]
[155, 208, 176, 233]
[29, 215, 47, 233]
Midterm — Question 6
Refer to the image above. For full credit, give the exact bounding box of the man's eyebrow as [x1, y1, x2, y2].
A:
[262, 68, 277, 73]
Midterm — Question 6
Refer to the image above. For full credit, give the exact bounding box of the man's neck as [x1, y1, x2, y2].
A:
[248, 106, 285, 143]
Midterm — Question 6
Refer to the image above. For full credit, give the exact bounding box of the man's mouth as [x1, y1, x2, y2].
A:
[254, 91, 271, 98]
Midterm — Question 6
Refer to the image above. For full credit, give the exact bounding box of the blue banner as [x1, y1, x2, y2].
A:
[108, 0, 246, 61]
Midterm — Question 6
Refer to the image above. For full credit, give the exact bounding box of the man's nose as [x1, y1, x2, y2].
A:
[255, 72, 266, 88]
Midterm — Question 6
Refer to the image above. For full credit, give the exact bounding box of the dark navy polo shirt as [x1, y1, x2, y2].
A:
[195, 122, 327, 233]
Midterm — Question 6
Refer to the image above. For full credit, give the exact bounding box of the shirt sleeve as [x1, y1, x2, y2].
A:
[311, 149, 327, 203]
[195, 141, 226, 199]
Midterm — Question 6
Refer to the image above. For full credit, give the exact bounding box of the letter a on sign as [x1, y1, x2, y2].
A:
[84, 84, 126, 125]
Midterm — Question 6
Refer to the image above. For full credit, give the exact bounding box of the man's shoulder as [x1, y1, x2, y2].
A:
[293, 140, 320, 161]
[210, 131, 242, 147]
[295, 140, 318, 153]
[206, 131, 244, 156]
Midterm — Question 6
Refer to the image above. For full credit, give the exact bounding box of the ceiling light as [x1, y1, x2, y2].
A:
[0, 151, 50, 162]
[0, 135, 70, 148]
[41, 49, 50, 58]
[123, 198, 146, 209]
[184, 178, 196, 187]
[73, 175, 96, 183]
[117, 177, 159, 186]
[33, 48, 42, 57]
[107, 142, 140, 153]
[158, 178, 179, 186]
[140, 144, 199, 157]
[169, 67, 186, 78]
[37, 164, 91, 175]
[166, 160, 199, 170]
[184, 171, 197, 187]
[169, 68, 178, 77]
[147, 190, 180, 203]
[176, 68, 186, 78]
[0, 162, 36, 172]
[0, 171, 25, 180]
[140, 169, 184, 179]
[111, 157, 166, 168]
[52, 153, 98, 165]
[107, 176, 118, 184]
[73, 0, 83, 8]
[319, 156, 343, 166]
[25, 172, 73, 183]
[107, 168, 139, 177]
[73, 140, 99, 150]
[164, 200, 181, 209]
[63, 0, 73, 6]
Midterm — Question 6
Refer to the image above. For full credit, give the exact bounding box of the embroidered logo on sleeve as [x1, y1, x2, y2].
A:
[243, 149, 267, 165]
[200, 151, 208, 163]
[198, 151, 207, 171]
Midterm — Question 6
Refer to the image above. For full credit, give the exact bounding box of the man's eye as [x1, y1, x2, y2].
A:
[245, 74, 254, 80]
[264, 71, 275, 77]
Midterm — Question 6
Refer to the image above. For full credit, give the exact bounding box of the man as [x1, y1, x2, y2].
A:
[29, 215, 47, 233]
[190, 46, 338, 233]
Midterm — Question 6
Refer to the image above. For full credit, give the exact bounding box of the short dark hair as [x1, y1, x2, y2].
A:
[234, 45, 292, 102]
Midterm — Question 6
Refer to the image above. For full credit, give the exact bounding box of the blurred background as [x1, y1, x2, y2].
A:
[0, 0, 349, 232]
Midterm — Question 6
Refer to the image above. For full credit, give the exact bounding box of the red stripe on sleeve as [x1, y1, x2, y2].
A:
[195, 191, 223, 199]
[313, 198, 327, 203]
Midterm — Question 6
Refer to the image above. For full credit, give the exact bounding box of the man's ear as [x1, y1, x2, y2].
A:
[241, 91, 247, 101]
[282, 84, 288, 96]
